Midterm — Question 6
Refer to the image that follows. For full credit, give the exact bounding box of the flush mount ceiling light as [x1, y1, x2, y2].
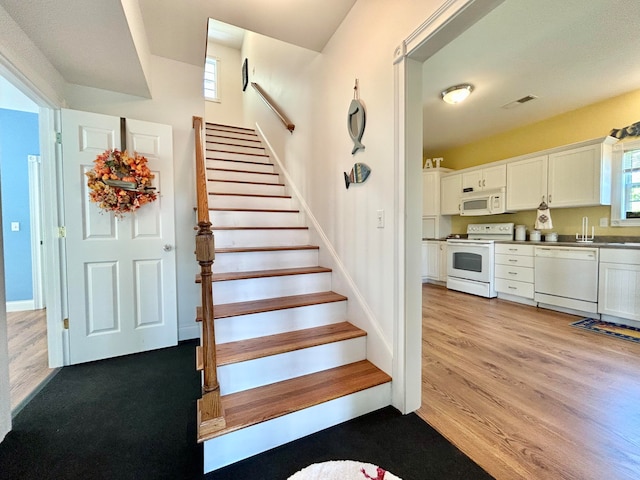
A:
[441, 84, 474, 105]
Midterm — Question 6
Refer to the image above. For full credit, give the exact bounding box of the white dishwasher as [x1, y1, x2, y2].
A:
[534, 246, 599, 314]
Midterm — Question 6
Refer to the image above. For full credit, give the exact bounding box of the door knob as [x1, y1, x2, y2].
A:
[163, 244, 173, 252]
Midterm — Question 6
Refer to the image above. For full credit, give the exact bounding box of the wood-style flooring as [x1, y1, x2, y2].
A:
[6, 309, 56, 413]
[419, 283, 640, 480]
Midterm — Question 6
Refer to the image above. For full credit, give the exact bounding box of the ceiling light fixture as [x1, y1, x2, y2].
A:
[441, 84, 474, 105]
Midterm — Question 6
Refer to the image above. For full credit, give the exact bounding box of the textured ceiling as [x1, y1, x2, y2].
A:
[420, 0, 640, 152]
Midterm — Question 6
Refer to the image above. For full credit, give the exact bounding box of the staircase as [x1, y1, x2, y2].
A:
[196, 122, 392, 473]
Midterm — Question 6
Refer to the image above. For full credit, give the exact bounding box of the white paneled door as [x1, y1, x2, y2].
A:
[61, 109, 177, 364]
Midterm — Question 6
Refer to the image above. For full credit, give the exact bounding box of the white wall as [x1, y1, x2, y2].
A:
[64, 55, 205, 341]
[205, 41, 244, 127]
[240, 0, 447, 410]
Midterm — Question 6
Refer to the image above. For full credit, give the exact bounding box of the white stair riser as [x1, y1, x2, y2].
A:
[213, 249, 318, 273]
[203, 383, 392, 473]
[210, 210, 303, 228]
[213, 229, 309, 248]
[218, 337, 366, 395]
[215, 301, 347, 343]
[206, 136, 262, 148]
[207, 169, 280, 184]
[207, 159, 274, 174]
[208, 181, 285, 196]
[210, 194, 292, 210]
[210, 150, 270, 163]
[206, 129, 257, 141]
[214, 272, 331, 304]
[206, 143, 265, 155]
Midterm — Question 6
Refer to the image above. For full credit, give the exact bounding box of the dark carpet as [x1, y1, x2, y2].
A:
[0, 342, 493, 480]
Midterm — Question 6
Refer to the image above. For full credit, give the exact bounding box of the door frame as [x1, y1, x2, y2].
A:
[0, 62, 65, 368]
[391, 0, 505, 413]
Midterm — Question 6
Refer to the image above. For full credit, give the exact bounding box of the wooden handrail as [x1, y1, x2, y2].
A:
[251, 82, 295, 133]
[192, 116, 225, 434]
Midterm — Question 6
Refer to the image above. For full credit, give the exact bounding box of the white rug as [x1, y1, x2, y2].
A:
[287, 460, 402, 480]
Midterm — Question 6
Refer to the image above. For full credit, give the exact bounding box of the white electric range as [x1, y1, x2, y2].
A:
[446, 223, 514, 298]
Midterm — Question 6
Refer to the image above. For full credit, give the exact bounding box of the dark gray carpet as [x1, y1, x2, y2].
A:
[0, 342, 493, 480]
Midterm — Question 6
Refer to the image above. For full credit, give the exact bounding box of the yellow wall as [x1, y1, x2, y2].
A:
[424, 88, 640, 237]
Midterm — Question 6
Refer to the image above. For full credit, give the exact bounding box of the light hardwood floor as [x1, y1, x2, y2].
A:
[6, 309, 56, 413]
[419, 283, 640, 480]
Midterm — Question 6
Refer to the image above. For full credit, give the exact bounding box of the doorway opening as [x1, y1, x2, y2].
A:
[0, 75, 56, 415]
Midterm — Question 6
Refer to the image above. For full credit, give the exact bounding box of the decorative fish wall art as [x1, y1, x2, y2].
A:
[348, 79, 366, 154]
[344, 162, 371, 189]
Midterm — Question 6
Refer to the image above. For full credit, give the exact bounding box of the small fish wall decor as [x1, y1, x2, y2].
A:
[610, 120, 640, 139]
[348, 79, 366, 154]
[344, 162, 371, 189]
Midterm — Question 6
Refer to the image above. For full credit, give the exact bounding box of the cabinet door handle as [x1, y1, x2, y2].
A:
[508, 286, 518, 290]
[482, 179, 486, 187]
[478, 180, 482, 187]
[508, 259, 518, 263]
[549, 194, 552, 203]
[508, 271, 518, 275]
[508, 248, 518, 251]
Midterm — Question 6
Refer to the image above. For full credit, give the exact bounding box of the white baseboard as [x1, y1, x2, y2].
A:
[179, 323, 200, 341]
[6, 300, 35, 312]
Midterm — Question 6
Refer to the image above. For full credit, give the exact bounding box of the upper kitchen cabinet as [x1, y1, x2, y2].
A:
[461, 164, 506, 193]
[507, 155, 548, 210]
[506, 136, 617, 211]
[422, 168, 451, 216]
[440, 173, 462, 215]
[547, 138, 616, 207]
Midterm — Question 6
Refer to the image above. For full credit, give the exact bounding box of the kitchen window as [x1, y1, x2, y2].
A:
[204, 57, 219, 102]
[611, 139, 640, 226]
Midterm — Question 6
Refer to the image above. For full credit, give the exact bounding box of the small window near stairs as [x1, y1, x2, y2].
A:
[204, 57, 219, 102]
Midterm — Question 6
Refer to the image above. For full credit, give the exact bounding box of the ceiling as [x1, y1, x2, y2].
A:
[0, 0, 356, 98]
[422, 0, 640, 152]
[2, 0, 639, 151]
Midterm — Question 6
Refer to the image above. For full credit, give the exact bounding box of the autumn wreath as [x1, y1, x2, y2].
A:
[85, 149, 157, 216]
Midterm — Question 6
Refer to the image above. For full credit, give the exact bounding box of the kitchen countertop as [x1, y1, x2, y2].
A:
[421, 237, 640, 249]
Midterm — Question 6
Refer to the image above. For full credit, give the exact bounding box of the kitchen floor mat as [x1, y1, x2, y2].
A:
[571, 318, 640, 344]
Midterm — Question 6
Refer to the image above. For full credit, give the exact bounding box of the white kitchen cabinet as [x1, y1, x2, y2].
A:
[422, 240, 448, 283]
[547, 140, 615, 207]
[462, 164, 506, 193]
[598, 248, 640, 322]
[440, 173, 462, 215]
[495, 243, 535, 301]
[422, 168, 452, 238]
[506, 155, 548, 211]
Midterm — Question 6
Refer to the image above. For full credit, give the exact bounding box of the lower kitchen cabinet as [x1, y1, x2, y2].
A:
[422, 240, 447, 283]
[495, 243, 535, 301]
[598, 249, 640, 322]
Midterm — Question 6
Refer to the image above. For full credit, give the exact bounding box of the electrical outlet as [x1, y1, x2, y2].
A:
[10, 222, 19, 232]
[599, 217, 608, 227]
[376, 210, 384, 228]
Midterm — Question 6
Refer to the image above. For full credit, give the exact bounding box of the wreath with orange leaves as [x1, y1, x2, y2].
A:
[85, 149, 157, 217]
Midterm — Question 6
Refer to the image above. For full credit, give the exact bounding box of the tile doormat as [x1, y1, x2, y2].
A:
[571, 318, 640, 344]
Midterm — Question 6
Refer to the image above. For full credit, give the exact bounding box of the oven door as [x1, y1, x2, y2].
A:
[447, 241, 493, 283]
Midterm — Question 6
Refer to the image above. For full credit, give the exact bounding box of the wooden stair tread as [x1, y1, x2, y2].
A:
[202, 266, 331, 283]
[206, 123, 256, 132]
[217, 321, 365, 366]
[207, 167, 278, 176]
[206, 133, 261, 143]
[214, 291, 346, 319]
[209, 192, 291, 199]
[214, 245, 318, 254]
[196, 345, 203, 371]
[198, 360, 391, 441]
[208, 179, 285, 187]
[212, 226, 308, 231]
[207, 148, 269, 158]
[206, 158, 273, 167]
[209, 207, 299, 213]
[206, 141, 264, 150]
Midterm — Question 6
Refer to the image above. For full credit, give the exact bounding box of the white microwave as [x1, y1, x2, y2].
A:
[460, 187, 508, 216]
